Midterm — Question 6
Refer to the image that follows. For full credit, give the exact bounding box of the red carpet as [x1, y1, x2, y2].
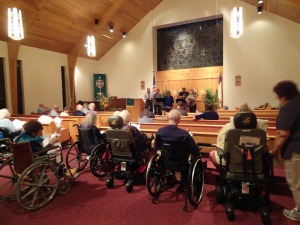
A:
[0, 152, 299, 225]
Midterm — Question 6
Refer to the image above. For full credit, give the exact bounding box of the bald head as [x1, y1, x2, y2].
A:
[53, 105, 59, 111]
[167, 110, 181, 126]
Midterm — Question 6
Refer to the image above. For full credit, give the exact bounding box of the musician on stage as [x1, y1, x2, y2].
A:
[177, 87, 189, 111]
[143, 88, 154, 112]
[185, 89, 198, 113]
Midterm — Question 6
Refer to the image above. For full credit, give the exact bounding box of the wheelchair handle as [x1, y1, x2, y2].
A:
[73, 124, 79, 127]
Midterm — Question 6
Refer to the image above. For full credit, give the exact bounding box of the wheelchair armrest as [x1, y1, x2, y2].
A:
[197, 142, 212, 147]
[34, 146, 62, 156]
[216, 147, 224, 156]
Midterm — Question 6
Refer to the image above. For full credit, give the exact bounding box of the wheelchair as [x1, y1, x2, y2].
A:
[65, 124, 109, 178]
[146, 138, 204, 211]
[0, 141, 72, 210]
[105, 116, 153, 193]
[215, 113, 273, 224]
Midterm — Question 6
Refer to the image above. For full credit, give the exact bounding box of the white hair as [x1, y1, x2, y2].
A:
[168, 109, 181, 121]
[119, 110, 131, 124]
[113, 111, 120, 116]
[89, 103, 95, 109]
[0, 109, 9, 120]
[76, 104, 83, 110]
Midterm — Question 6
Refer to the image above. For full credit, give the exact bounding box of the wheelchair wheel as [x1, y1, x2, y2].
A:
[0, 157, 18, 201]
[66, 141, 88, 172]
[146, 154, 165, 197]
[57, 180, 71, 195]
[15, 162, 59, 210]
[216, 176, 225, 204]
[188, 158, 204, 206]
[90, 143, 110, 178]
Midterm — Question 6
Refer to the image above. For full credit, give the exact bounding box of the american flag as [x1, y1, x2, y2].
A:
[152, 74, 156, 93]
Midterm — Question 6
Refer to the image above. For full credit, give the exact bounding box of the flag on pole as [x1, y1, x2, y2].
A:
[218, 73, 222, 107]
[152, 73, 156, 93]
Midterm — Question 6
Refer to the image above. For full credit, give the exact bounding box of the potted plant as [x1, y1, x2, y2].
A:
[203, 87, 218, 110]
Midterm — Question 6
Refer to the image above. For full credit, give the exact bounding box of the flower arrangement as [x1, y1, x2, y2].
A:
[98, 93, 112, 111]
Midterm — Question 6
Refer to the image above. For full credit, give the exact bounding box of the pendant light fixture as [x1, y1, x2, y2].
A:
[87, 36, 96, 57]
[230, 6, 243, 38]
[7, 8, 24, 40]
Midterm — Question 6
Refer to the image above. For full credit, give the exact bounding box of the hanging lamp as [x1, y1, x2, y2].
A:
[230, 7, 243, 38]
[7, 8, 24, 40]
[87, 36, 96, 57]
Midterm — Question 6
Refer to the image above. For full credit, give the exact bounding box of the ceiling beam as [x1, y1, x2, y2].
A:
[280, 0, 300, 8]
[34, 0, 48, 10]
[93, 0, 127, 32]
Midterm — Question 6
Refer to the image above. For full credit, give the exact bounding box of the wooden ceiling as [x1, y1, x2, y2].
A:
[0, 0, 162, 60]
[0, 0, 299, 61]
[241, 0, 300, 24]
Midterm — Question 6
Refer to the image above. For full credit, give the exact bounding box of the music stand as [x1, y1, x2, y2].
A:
[155, 98, 165, 103]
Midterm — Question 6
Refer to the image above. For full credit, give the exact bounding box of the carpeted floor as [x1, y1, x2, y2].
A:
[0, 152, 298, 225]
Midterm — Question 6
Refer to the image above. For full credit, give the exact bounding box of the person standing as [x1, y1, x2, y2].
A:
[164, 91, 174, 112]
[177, 87, 189, 111]
[153, 89, 162, 115]
[143, 88, 154, 113]
[271, 80, 300, 221]
[185, 89, 198, 113]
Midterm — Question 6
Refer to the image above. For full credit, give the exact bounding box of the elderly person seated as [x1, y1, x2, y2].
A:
[50, 105, 59, 116]
[137, 111, 154, 123]
[60, 106, 70, 116]
[15, 120, 60, 155]
[38, 107, 61, 129]
[176, 101, 188, 116]
[37, 103, 44, 113]
[210, 104, 269, 170]
[0, 108, 22, 139]
[113, 111, 120, 116]
[72, 104, 85, 116]
[79, 113, 106, 140]
[86, 103, 98, 116]
[155, 109, 200, 191]
[140, 103, 155, 118]
[119, 110, 149, 161]
[193, 103, 219, 120]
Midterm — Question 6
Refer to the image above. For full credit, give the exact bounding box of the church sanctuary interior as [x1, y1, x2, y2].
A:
[1, 0, 300, 224]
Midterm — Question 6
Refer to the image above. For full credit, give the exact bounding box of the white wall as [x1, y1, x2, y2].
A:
[0, 41, 11, 111]
[98, 0, 300, 109]
[75, 57, 101, 101]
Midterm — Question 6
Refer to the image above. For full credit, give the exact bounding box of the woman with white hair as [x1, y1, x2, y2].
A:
[0, 108, 22, 138]
[119, 110, 148, 161]
[79, 113, 105, 140]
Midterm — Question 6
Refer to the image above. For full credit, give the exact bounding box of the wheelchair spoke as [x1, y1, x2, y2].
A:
[8, 164, 16, 177]
[29, 188, 39, 207]
[68, 153, 78, 157]
[42, 171, 55, 184]
[40, 185, 57, 188]
[71, 158, 79, 169]
[0, 174, 14, 180]
[0, 179, 14, 190]
[6, 181, 15, 198]
[39, 188, 47, 201]
[39, 165, 46, 184]
[150, 176, 157, 189]
[21, 186, 39, 200]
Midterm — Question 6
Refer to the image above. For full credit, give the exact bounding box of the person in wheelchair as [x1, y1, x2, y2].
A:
[155, 109, 200, 191]
[119, 110, 150, 162]
[79, 113, 106, 140]
[0, 108, 22, 140]
[211, 104, 269, 170]
[14, 120, 60, 156]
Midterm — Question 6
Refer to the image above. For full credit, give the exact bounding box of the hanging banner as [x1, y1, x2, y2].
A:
[94, 74, 107, 99]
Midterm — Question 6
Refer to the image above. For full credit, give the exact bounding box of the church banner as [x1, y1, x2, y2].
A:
[94, 74, 107, 99]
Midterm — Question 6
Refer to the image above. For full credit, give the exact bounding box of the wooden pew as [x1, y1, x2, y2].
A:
[41, 121, 69, 145]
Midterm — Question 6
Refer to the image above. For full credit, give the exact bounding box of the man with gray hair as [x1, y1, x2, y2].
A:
[155, 109, 199, 155]
[86, 103, 98, 116]
[72, 104, 85, 116]
[154, 109, 200, 192]
[176, 101, 188, 116]
[82, 103, 89, 114]
[50, 105, 59, 116]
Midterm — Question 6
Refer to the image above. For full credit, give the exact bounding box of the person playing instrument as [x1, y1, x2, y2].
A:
[185, 89, 198, 113]
[177, 88, 189, 111]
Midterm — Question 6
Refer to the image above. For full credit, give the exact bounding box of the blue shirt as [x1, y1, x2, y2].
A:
[50, 109, 59, 116]
[195, 111, 219, 120]
[37, 108, 42, 113]
[155, 125, 200, 156]
[83, 108, 88, 114]
[164, 96, 174, 107]
[137, 116, 154, 123]
[0, 119, 21, 133]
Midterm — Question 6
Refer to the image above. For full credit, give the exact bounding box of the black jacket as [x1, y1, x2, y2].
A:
[72, 110, 85, 116]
